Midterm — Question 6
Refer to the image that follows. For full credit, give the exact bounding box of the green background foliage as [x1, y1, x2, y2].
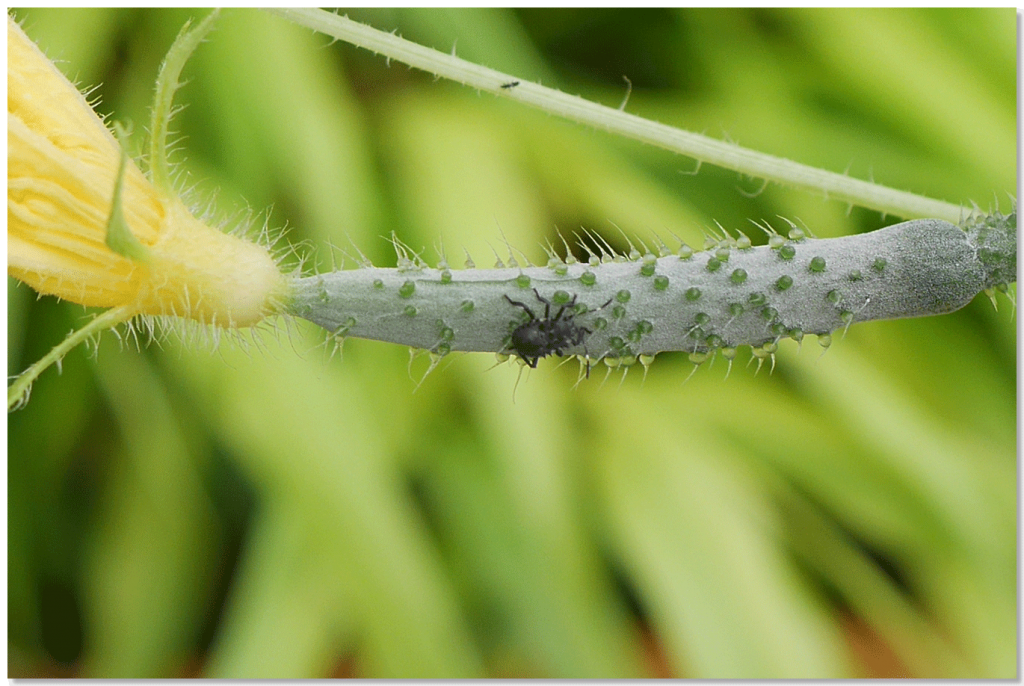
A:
[8, 8, 1016, 678]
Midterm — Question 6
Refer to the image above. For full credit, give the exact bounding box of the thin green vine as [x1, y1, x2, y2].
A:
[267, 8, 967, 223]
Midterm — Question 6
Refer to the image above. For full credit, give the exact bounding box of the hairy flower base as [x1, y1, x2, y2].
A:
[7, 16, 289, 328]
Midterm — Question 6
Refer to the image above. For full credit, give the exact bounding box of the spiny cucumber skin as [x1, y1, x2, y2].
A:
[963, 210, 1017, 289]
[289, 219, 1012, 360]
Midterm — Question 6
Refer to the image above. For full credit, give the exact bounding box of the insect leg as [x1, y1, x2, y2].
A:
[504, 295, 535, 320]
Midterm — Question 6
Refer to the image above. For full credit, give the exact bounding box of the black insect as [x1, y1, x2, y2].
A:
[500, 80, 520, 89]
[504, 288, 606, 373]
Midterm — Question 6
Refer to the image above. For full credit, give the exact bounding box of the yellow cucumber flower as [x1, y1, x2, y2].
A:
[7, 14, 290, 328]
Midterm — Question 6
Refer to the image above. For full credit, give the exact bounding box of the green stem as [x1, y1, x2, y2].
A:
[8, 306, 136, 412]
[148, 8, 220, 193]
[267, 8, 965, 223]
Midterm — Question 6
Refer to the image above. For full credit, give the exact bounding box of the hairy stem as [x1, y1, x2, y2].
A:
[8, 306, 136, 412]
[268, 8, 965, 223]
